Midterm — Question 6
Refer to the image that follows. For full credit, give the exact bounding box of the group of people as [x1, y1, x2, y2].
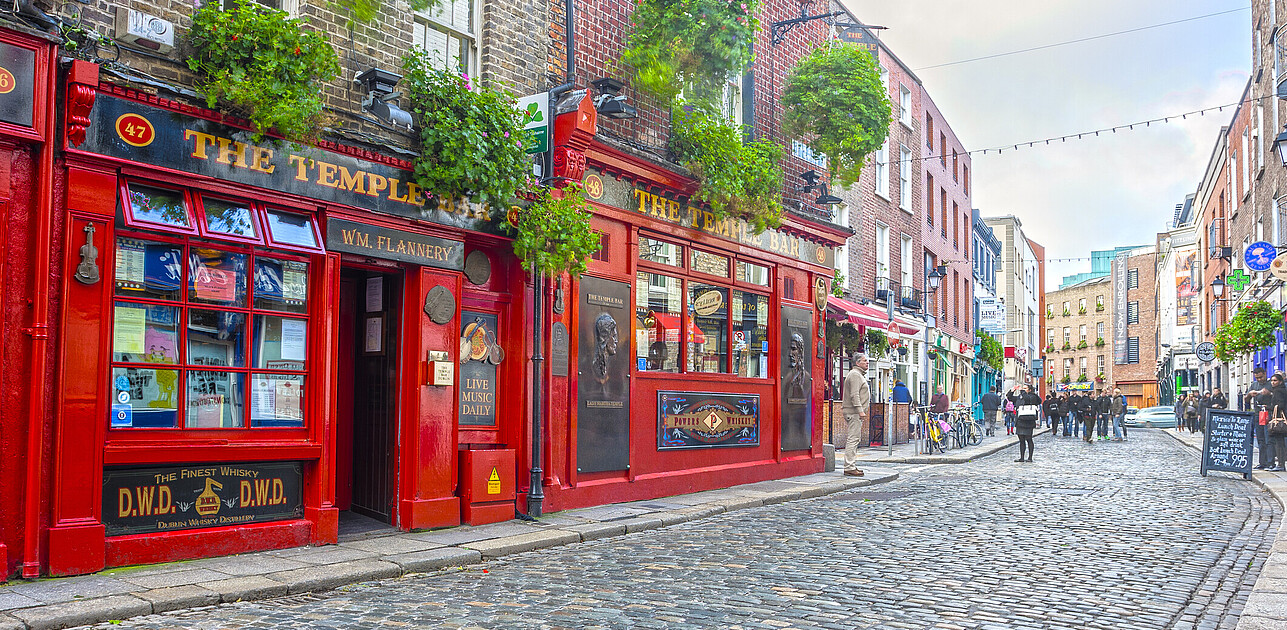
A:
[979, 384, 1133, 462]
[1244, 367, 1287, 471]
[1174, 388, 1228, 433]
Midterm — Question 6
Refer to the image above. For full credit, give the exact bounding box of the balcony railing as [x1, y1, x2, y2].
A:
[875, 276, 896, 303]
[900, 285, 922, 311]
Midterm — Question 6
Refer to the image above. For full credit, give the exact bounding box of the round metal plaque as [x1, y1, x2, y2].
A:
[464, 250, 491, 285]
[424, 285, 456, 325]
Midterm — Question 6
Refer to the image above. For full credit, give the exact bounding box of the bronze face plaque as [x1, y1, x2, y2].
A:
[814, 276, 828, 311]
[551, 322, 569, 377]
[464, 250, 491, 285]
[577, 276, 630, 473]
[780, 304, 813, 451]
[424, 285, 456, 325]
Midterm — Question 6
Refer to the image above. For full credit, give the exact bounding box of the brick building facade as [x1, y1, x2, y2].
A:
[1045, 276, 1114, 391]
[1113, 249, 1161, 408]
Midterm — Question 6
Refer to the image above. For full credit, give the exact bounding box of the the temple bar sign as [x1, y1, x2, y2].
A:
[327, 218, 465, 270]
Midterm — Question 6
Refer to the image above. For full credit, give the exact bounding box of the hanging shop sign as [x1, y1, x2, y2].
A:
[326, 218, 464, 269]
[1245, 241, 1278, 273]
[0, 41, 35, 128]
[583, 168, 834, 268]
[657, 391, 760, 449]
[102, 461, 303, 536]
[839, 26, 880, 60]
[76, 93, 509, 234]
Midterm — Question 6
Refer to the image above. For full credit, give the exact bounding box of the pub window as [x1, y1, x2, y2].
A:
[691, 249, 730, 278]
[110, 183, 316, 430]
[634, 272, 682, 373]
[732, 291, 768, 378]
[689, 283, 729, 373]
[590, 230, 609, 262]
[736, 261, 770, 286]
[639, 236, 682, 267]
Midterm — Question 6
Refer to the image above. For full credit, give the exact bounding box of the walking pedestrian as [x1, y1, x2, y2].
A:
[1269, 373, 1287, 472]
[981, 386, 1003, 437]
[1110, 386, 1126, 441]
[1210, 387, 1228, 410]
[1005, 386, 1022, 435]
[1080, 391, 1096, 443]
[1198, 391, 1212, 433]
[841, 353, 871, 478]
[1096, 387, 1112, 440]
[1249, 368, 1274, 470]
[1182, 393, 1201, 435]
[1014, 385, 1041, 462]
[1059, 393, 1072, 436]
[1043, 393, 1061, 438]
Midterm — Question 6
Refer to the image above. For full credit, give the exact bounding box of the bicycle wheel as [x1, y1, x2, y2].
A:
[968, 421, 983, 445]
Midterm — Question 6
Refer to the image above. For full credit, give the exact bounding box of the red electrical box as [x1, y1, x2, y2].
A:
[459, 449, 516, 525]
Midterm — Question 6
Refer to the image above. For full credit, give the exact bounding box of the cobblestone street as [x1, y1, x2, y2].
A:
[97, 430, 1278, 630]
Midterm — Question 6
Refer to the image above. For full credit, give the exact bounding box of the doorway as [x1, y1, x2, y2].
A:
[337, 267, 401, 524]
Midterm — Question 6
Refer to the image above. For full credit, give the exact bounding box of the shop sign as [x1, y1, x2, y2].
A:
[657, 391, 760, 449]
[102, 461, 303, 536]
[693, 289, 724, 316]
[978, 297, 1006, 335]
[459, 311, 499, 426]
[326, 218, 464, 270]
[839, 26, 881, 60]
[583, 168, 835, 268]
[76, 94, 510, 235]
[516, 93, 549, 155]
[0, 41, 34, 128]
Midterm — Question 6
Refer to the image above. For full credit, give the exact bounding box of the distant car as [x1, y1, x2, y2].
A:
[1125, 406, 1178, 428]
[1123, 407, 1140, 423]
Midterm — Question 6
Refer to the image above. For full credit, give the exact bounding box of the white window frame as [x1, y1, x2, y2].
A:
[899, 85, 912, 128]
[223, 0, 299, 16]
[900, 235, 913, 288]
[898, 145, 911, 212]
[412, 0, 480, 76]
[874, 140, 890, 199]
[875, 223, 890, 280]
[721, 73, 743, 126]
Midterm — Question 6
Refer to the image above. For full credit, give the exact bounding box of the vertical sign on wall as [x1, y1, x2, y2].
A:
[459, 311, 499, 426]
[780, 304, 814, 451]
[0, 41, 35, 128]
[577, 276, 631, 472]
[1113, 253, 1129, 364]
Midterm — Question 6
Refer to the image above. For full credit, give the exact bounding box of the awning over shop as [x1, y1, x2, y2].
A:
[647, 311, 706, 344]
[827, 296, 919, 335]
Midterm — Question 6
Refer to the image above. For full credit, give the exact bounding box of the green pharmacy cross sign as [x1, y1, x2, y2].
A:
[1227, 269, 1252, 293]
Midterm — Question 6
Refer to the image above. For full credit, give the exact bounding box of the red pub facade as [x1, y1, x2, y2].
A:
[0, 0, 847, 580]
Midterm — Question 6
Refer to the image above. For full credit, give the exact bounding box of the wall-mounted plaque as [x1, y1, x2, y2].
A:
[464, 250, 491, 285]
[780, 304, 813, 451]
[657, 391, 759, 450]
[0, 42, 35, 128]
[424, 285, 455, 325]
[577, 276, 630, 472]
[102, 461, 303, 536]
[551, 322, 569, 377]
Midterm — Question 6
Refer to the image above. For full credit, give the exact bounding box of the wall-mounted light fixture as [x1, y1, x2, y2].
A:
[799, 170, 843, 205]
[357, 67, 413, 129]
[591, 77, 636, 120]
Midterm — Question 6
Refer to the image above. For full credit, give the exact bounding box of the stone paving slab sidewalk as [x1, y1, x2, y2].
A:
[0, 468, 906, 630]
[1163, 428, 1287, 630]
[846, 425, 1049, 464]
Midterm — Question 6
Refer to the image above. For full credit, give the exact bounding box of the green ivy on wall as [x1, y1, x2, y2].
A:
[619, 0, 759, 109]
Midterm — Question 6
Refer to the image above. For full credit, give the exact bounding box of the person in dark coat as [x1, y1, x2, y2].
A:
[980, 386, 1003, 437]
[1269, 373, 1287, 472]
[1095, 388, 1112, 440]
[1249, 368, 1275, 469]
[1014, 385, 1041, 462]
[1079, 391, 1097, 443]
[1043, 394, 1062, 437]
[1058, 394, 1073, 436]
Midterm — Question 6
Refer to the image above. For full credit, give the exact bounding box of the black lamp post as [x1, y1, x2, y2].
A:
[1211, 275, 1225, 299]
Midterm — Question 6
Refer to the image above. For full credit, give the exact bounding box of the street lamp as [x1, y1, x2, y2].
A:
[1211, 275, 1225, 298]
[1274, 125, 1287, 167]
[927, 266, 946, 291]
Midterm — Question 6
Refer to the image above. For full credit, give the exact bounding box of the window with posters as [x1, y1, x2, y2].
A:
[109, 181, 320, 430]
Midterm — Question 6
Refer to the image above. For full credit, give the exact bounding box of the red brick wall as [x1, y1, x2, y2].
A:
[920, 88, 972, 342]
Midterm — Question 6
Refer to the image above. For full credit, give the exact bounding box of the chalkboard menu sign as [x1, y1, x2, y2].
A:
[1201, 409, 1254, 479]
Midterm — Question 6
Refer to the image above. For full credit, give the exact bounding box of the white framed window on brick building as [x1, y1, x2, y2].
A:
[222, 0, 299, 16]
[721, 73, 743, 126]
[1098, 355, 1105, 374]
[413, 0, 478, 75]
[875, 223, 890, 280]
[900, 235, 913, 289]
[898, 146, 911, 211]
[874, 140, 889, 199]
[899, 85, 912, 127]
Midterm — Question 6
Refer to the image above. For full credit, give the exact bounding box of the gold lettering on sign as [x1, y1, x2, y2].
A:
[182, 130, 275, 174]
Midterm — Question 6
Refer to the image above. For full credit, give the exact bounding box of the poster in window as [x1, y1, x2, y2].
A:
[364, 316, 383, 354]
[779, 304, 813, 451]
[459, 311, 498, 426]
[142, 243, 183, 293]
[280, 318, 307, 360]
[577, 276, 630, 472]
[275, 379, 303, 421]
[115, 239, 147, 289]
[113, 304, 147, 354]
[282, 262, 307, 304]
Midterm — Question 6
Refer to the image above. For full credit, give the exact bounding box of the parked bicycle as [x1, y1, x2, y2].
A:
[949, 403, 984, 448]
[915, 404, 952, 454]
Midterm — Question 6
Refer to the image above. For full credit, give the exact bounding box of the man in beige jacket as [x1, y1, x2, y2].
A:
[842, 353, 871, 476]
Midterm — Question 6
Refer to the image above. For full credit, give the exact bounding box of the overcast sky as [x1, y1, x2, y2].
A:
[839, 0, 1250, 288]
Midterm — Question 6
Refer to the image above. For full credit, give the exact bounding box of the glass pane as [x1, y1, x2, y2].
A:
[113, 302, 180, 364]
[688, 283, 728, 373]
[114, 238, 183, 300]
[189, 248, 248, 307]
[253, 315, 308, 370]
[254, 258, 309, 314]
[638, 237, 683, 267]
[265, 209, 318, 249]
[126, 184, 190, 228]
[732, 291, 769, 378]
[110, 367, 180, 428]
[186, 371, 244, 428]
[202, 197, 258, 239]
[691, 249, 730, 277]
[188, 309, 246, 368]
[250, 373, 305, 427]
[633, 271, 681, 372]
[736, 261, 770, 287]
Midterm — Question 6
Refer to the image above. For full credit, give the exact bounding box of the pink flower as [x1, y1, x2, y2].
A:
[504, 131, 510, 138]
[482, 131, 488, 137]
[516, 140, 523, 147]
[461, 72, 469, 81]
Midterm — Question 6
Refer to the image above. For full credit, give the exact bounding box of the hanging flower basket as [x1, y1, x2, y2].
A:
[619, 0, 759, 108]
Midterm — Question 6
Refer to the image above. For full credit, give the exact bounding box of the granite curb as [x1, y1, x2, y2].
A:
[0, 469, 898, 629]
[863, 427, 1046, 464]
[1161, 429, 1287, 630]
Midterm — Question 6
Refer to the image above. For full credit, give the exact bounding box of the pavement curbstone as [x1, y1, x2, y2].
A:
[383, 548, 482, 573]
[0, 613, 22, 630]
[618, 517, 665, 534]
[133, 585, 219, 614]
[655, 511, 693, 527]
[197, 575, 287, 603]
[561, 522, 626, 541]
[759, 489, 804, 505]
[714, 497, 764, 511]
[7, 594, 152, 630]
[266, 560, 402, 594]
[460, 530, 581, 559]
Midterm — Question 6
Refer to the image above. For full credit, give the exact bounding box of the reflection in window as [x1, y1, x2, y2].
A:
[688, 283, 728, 373]
[634, 272, 682, 372]
[202, 198, 258, 239]
[127, 184, 191, 228]
[691, 249, 730, 277]
[111, 367, 180, 428]
[639, 236, 683, 267]
[732, 291, 768, 378]
[188, 309, 246, 367]
[189, 248, 248, 307]
[186, 371, 244, 428]
[736, 261, 770, 286]
[265, 209, 318, 249]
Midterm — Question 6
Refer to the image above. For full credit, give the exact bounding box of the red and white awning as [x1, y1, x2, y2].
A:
[827, 296, 919, 335]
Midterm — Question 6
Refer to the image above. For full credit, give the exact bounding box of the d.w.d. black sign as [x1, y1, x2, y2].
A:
[1201, 410, 1254, 480]
[102, 462, 304, 536]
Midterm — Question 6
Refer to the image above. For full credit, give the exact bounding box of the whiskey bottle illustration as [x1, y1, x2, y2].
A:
[195, 478, 223, 516]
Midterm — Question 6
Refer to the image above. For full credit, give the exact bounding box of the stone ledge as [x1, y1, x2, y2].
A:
[384, 548, 482, 573]
[561, 522, 626, 542]
[133, 585, 219, 614]
[7, 594, 152, 630]
[460, 531, 581, 559]
[266, 560, 402, 595]
[196, 575, 287, 603]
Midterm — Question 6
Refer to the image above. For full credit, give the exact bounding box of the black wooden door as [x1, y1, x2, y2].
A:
[345, 270, 400, 523]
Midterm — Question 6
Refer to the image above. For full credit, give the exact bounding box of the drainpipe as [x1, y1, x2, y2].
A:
[22, 45, 57, 578]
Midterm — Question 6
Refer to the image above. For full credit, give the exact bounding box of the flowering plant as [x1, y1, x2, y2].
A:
[1214, 300, 1281, 362]
[505, 184, 601, 278]
[620, 0, 759, 107]
[669, 102, 783, 233]
[402, 49, 531, 211]
[186, 0, 339, 141]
